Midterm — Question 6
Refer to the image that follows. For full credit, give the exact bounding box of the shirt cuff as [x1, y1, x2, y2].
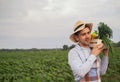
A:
[87, 54, 97, 62]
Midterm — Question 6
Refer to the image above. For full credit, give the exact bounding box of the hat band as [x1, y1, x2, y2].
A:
[74, 24, 84, 31]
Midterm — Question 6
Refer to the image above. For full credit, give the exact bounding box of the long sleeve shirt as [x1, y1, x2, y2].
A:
[68, 44, 108, 81]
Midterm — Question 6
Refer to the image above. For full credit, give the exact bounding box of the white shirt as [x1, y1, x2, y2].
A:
[68, 44, 108, 81]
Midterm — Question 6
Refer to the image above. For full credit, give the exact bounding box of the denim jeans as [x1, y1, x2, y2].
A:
[75, 80, 79, 82]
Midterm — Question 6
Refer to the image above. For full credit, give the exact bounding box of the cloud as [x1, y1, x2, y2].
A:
[0, 0, 120, 48]
[0, 0, 27, 20]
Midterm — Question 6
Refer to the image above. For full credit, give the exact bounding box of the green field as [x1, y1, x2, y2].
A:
[0, 48, 120, 82]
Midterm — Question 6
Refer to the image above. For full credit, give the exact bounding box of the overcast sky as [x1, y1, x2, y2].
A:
[0, 0, 120, 49]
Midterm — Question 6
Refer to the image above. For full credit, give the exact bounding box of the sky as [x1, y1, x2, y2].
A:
[0, 0, 120, 49]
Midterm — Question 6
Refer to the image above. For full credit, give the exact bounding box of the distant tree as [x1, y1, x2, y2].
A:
[69, 44, 75, 49]
[115, 41, 120, 47]
[63, 45, 69, 50]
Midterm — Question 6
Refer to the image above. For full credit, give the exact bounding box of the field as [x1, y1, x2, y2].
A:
[0, 48, 120, 82]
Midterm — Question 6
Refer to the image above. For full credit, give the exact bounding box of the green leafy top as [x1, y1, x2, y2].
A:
[91, 22, 113, 55]
[98, 22, 113, 55]
[98, 22, 113, 39]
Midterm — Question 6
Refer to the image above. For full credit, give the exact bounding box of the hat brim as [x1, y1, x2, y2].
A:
[69, 23, 93, 42]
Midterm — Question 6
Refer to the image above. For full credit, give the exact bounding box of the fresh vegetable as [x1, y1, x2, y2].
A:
[91, 22, 113, 55]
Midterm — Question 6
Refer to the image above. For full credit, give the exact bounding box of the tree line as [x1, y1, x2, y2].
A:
[63, 41, 120, 50]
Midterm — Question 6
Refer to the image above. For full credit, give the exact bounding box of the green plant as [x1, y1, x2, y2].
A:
[91, 22, 113, 55]
[98, 22, 113, 55]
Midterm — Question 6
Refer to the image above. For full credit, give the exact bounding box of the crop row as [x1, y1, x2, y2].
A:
[0, 48, 120, 82]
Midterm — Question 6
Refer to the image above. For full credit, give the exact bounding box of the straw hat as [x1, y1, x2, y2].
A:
[69, 20, 93, 42]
